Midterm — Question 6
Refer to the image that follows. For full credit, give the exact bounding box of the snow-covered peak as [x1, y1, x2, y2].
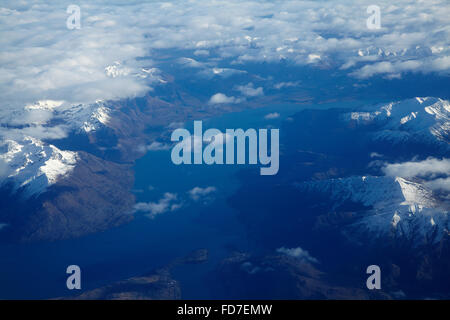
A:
[356, 46, 434, 59]
[297, 175, 435, 210]
[296, 175, 447, 244]
[105, 62, 167, 84]
[24, 100, 64, 111]
[80, 104, 111, 133]
[0, 99, 114, 196]
[395, 177, 435, 207]
[0, 99, 112, 135]
[105, 62, 131, 78]
[345, 97, 449, 143]
[0, 137, 78, 196]
[56, 102, 112, 134]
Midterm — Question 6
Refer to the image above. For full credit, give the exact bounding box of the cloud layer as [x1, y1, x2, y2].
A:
[1, 0, 448, 118]
[382, 158, 450, 179]
[382, 157, 450, 192]
[0, 0, 448, 164]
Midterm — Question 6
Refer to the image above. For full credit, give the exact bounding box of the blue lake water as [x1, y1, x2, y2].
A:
[0, 100, 378, 299]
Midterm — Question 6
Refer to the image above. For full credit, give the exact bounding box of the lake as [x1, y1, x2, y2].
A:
[0, 100, 372, 299]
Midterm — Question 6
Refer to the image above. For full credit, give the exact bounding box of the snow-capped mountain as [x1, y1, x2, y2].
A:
[296, 174, 448, 245]
[0, 99, 113, 137]
[0, 136, 78, 196]
[344, 97, 450, 144]
[0, 99, 116, 195]
[282, 97, 450, 248]
[356, 46, 436, 59]
[57, 101, 112, 134]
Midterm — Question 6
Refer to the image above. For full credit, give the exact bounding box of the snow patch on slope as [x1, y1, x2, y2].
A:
[25, 100, 64, 111]
[344, 97, 450, 144]
[0, 99, 114, 196]
[297, 175, 448, 244]
[39, 101, 112, 134]
[0, 137, 78, 196]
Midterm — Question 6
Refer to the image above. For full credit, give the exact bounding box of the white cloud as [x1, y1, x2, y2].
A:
[0, 0, 449, 161]
[425, 177, 450, 192]
[236, 83, 264, 97]
[350, 58, 449, 79]
[134, 187, 218, 218]
[264, 112, 280, 120]
[188, 186, 217, 201]
[1, 0, 447, 121]
[307, 53, 321, 63]
[8, 109, 54, 126]
[138, 141, 171, 153]
[382, 158, 450, 179]
[0, 125, 70, 141]
[382, 157, 450, 193]
[178, 57, 205, 69]
[194, 50, 210, 57]
[273, 81, 300, 89]
[0, 4, 155, 115]
[209, 93, 242, 105]
[199, 67, 246, 79]
[277, 246, 319, 264]
[134, 192, 182, 219]
[370, 152, 383, 158]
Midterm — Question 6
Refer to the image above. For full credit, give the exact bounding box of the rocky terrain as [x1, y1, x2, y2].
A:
[66, 249, 208, 300]
[0, 150, 135, 242]
[212, 251, 390, 299]
[226, 97, 449, 298]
